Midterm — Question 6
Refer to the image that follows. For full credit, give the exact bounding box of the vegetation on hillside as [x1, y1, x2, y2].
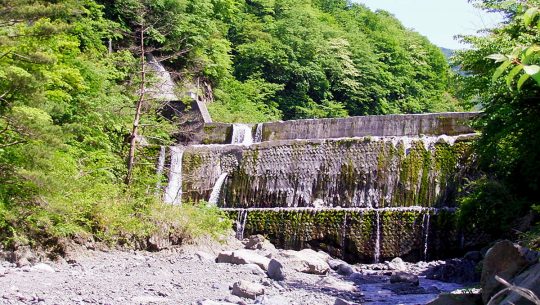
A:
[454, 0, 540, 250]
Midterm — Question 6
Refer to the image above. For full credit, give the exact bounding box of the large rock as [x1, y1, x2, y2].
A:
[282, 249, 330, 275]
[267, 259, 285, 281]
[245, 235, 266, 250]
[216, 250, 271, 271]
[499, 262, 540, 305]
[426, 293, 482, 305]
[390, 272, 419, 286]
[231, 280, 265, 299]
[316, 277, 357, 292]
[426, 258, 479, 284]
[481, 240, 537, 304]
[387, 257, 407, 271]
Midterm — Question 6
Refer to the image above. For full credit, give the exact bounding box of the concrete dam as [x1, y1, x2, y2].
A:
[160, 112, 479, 263]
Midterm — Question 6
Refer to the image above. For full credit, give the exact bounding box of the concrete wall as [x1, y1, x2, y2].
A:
[200, 112, 479, 144]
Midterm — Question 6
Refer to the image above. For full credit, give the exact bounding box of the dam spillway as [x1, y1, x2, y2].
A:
[161, 112, 478, 263]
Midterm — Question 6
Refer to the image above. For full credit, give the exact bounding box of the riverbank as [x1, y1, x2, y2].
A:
[0, 235, 473, 305]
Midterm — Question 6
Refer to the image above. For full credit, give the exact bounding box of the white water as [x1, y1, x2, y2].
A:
[341, 212, 348, 259]
[423, 213, 431, 261]
[146, 54, 178, 101]
[231, 124, 254, 145]
[374, 210, 381, 263]
[208, 173, 228, 205]
[254, 123, 263, 143]
[163, 146, 185, 205]
[154, 146, 166, 196]
[236, 210, 249, 240]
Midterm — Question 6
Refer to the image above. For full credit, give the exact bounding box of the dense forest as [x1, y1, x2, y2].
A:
[0, 0, 539, 253]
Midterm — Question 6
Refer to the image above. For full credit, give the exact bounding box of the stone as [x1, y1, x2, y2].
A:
[223, 295, 243, 304]
[426, 258, 479, 284]
[426, 293, 482, 305]
[334, 298, 354, 305]
[244, 264, 266, 276]
[216, 250, 271, 271]
[480, 240, 536, 304]
[267, 259, 285, 281]
[499, 262, 540, 305]
[390, 272, 419, 286]
[336, 263, 354, 276]
[387, 257, 406, 271]
[317, 277, 357, 292]
[231, 280, 265, 300]
[463, 251, 483, 263]
[328, 258, 346, 270]
[245, 235, 266, 250]
[32, 263, 55, 273]
[282, 249, 330, 275]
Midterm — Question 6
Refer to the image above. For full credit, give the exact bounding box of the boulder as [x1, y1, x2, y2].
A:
[245, 235, 266, 250]
[336, 263, 354, 276]
[216, 250, 271, 271]
[426, 293, 482, 305]
[282, 249, 330, 275]
[463, 251, 483, 263]
[231, 280, 265, 299]
[317, 277, 357, 292]
[387, 257, 407, 271]
[425, 259, 479, 284]
[328, 258, 346, 270]
[196, 299, 237, 305]
[498, 262, 540, 305]
[390, 272, 419, 286]
[267, 259, 285, 281]
[334, 298, 354, 305]
[480, 240, 537, 304]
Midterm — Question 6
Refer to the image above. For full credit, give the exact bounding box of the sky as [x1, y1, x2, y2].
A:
[354, 0, 504, 49]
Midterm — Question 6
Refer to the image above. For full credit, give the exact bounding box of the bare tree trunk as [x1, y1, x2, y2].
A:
[125, 24, 146, 185]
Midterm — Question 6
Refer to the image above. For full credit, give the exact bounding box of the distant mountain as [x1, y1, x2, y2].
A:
[440, 47, 454, 61]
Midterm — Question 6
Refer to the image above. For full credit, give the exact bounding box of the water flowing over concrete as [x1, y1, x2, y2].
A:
[155, 146, 166, 195]
[163, 146, 184, 204]
[231, 124, 254, 145]
[146, 54, 178, 101]
[161, 112, 479, 262]
[208, 173, 228, 205]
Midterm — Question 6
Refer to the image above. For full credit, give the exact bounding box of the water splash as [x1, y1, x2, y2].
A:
[374, 210, 381, 263]
[254, 123, 263, 143]
[236, 210, 249, 240]
[208, 173, 228, 205]
[423, 212, 431, 261]
[164, 146, 185, 204]
[231, 124, 254, 145]
[341, 211, 348, 259]
[155, 146, 166, 196]
[146, 54, 178, 101]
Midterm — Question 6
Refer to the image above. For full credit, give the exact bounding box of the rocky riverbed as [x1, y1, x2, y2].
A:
[0, 234, 480, 305]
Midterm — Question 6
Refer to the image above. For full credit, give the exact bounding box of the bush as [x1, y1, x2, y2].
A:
[457, 177, 527, 238]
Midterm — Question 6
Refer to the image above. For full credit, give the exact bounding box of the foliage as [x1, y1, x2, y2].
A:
[455, 0, 540, 242]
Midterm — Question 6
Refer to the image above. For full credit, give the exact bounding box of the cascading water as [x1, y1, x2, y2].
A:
[208, 173, 228, 205]
[374, 210, 381, 263]
[164, 146, 185, 205]
[254, 123, 263, 143]
[231, 124, 254, 145]
[155, 146, 166, 196]
[341, 212, 348, 259]
[423, 212, 431, 261]
[236, 210, 249, 240]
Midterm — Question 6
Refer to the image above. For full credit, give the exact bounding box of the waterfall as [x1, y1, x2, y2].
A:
[423, 213, 431, 261]
[374, 210, 381, 263]
[341, 212, 348, 259]
[146, 54, 178, 101]
[154, 146, 166, 196]
[231, 124, 254, 145]
[236, 210, 249, 240]
[164, 146, 185, 204]
[208, 173, 228, 205]
[254, 123, 263, 143]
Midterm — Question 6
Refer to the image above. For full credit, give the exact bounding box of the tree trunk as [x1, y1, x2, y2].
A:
[125, 25, 146, 185]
